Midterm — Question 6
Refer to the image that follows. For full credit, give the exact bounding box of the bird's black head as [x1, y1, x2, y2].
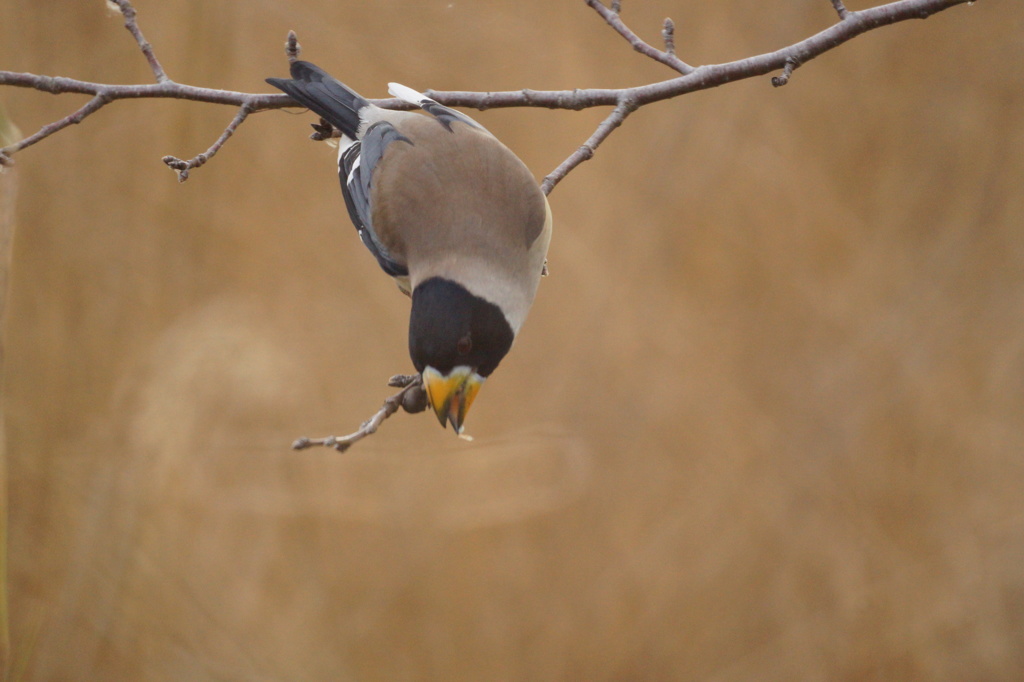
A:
[409, 277, 514, 433]
[409, 277, 514, 378]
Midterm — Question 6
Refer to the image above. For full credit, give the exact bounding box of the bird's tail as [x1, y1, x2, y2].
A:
[266, 61, 368, 139]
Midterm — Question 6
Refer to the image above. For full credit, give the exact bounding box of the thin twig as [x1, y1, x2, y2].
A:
[771, 58, 800, 87]
[0, 94, 110, 155]
[830, 0, 854, 20]
[585, 0, 694, 74]
[162, 102, 252, 181]
[109, 0, 170, 83]
[292, 375, 426, 453]
[541, 97, 638, 195]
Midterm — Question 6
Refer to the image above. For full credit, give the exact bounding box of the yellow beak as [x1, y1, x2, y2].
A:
[422, 365, 484, 434]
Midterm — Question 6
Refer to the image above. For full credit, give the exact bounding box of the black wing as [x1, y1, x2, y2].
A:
[338, 122, 413, 278]
[269, 62, 414, 277]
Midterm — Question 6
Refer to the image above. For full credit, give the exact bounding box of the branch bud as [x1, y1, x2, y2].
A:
[286, 30, 301, 62]
[662, 17, 676, 55]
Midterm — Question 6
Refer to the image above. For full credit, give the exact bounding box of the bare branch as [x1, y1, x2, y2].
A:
[0, 0, 290, 173]
[585, 0, 694, 75]
[292, 375, 427, 453]
[0, 0, 975, 185]
[0, 0, 981, 450]
[0, 73, 291, 160]
[162, 102, 252, 181]
[434, 0, 975, 111]
[108, 0, 170, 83]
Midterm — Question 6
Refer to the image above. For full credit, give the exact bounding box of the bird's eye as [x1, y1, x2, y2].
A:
[457, 334, 473, 356]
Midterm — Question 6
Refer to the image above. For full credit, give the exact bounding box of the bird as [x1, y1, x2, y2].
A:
[267, 61, 552, 435]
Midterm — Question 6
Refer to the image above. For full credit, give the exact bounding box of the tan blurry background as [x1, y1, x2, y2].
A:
[1, 0, 1023, 679]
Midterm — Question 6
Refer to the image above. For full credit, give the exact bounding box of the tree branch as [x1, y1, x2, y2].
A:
[292, 374, 428, 453]
[0, 74, 293, 173]
[1, 93, 111, 157]
[541, 96, 638, 195]
[1, 0, 975, 183]
[0, 0, 979, 448]
[109, 0, 170, 83]
[161, 102, 252, 181]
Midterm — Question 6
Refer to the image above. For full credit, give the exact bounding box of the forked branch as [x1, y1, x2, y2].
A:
[0, 0, 980, 446]
[584, 0, 694, 75]
[0, 0, 976, 187]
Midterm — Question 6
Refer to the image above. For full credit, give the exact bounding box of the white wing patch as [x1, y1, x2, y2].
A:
[345, 153, 362, 186]
[387, 82, 485, 132]
[388, 82, 429, 106]
[336, 135, 357, 162]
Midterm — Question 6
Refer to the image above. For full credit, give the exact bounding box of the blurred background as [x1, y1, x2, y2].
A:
[1, 0, 1022, 679]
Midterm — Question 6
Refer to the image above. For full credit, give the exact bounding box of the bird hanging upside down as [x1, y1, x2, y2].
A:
[267, 61, 552, 435]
